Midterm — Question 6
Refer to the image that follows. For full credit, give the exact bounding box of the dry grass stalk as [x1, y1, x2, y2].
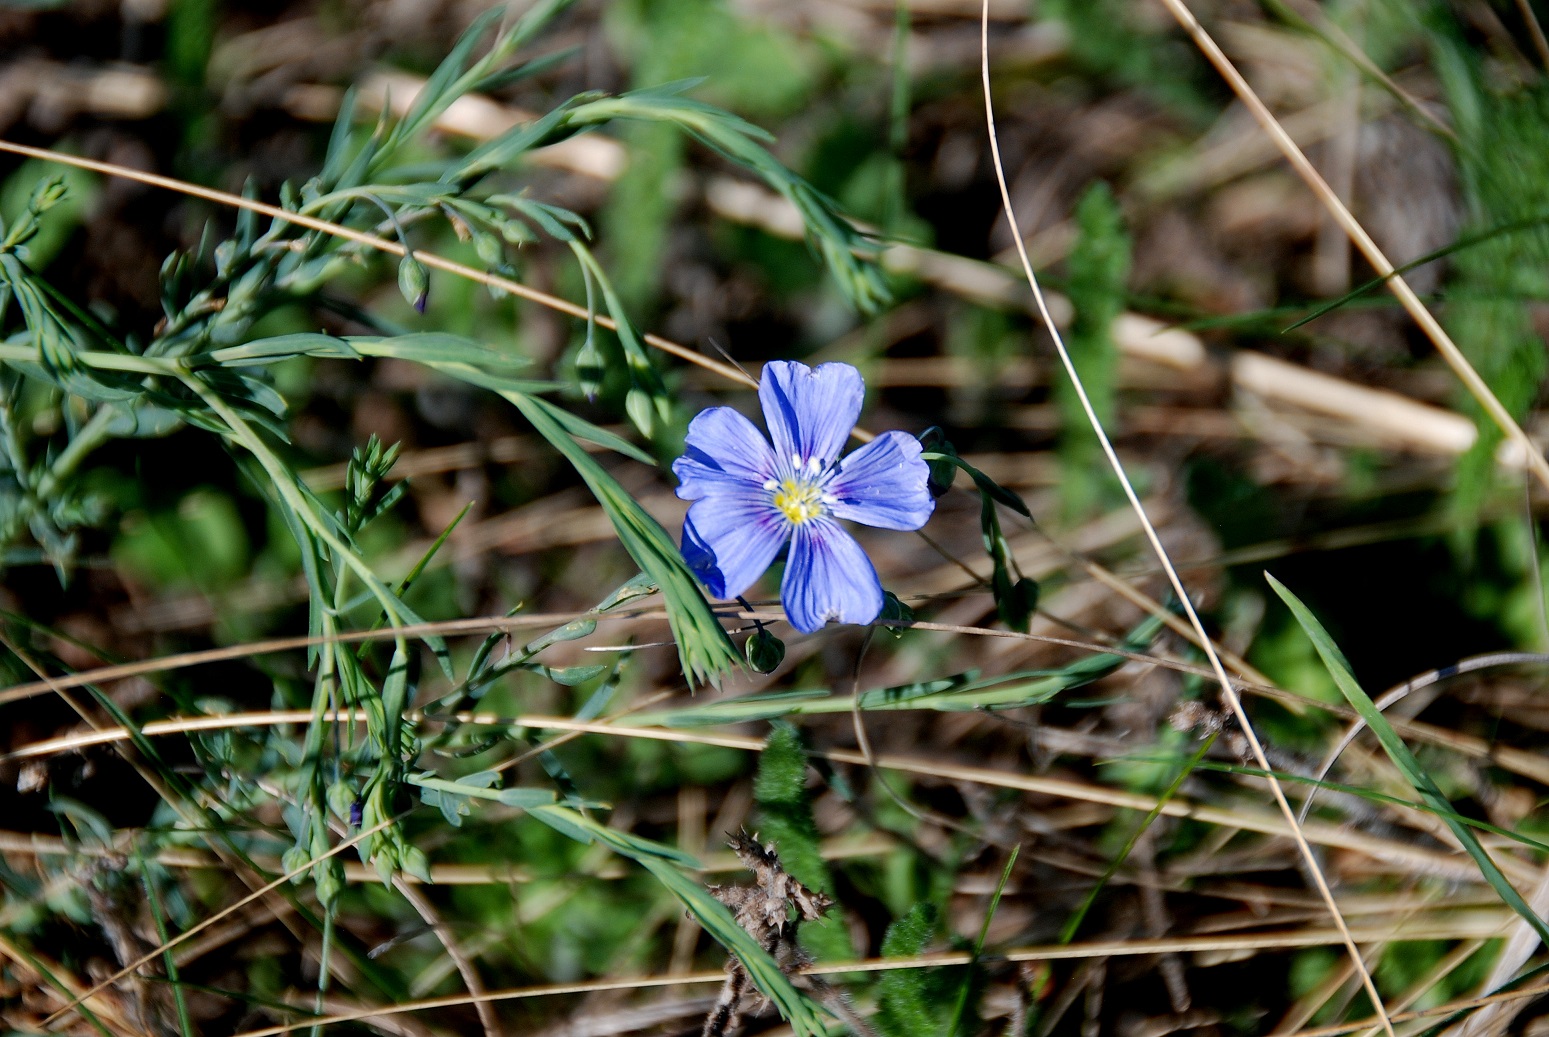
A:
[977, 1, 1398, 1032]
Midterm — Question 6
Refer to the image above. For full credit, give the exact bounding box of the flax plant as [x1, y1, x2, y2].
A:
[0, 4, 892, 1027]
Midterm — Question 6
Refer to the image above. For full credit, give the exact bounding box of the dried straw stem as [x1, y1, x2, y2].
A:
[978, 2, 1397, 1032]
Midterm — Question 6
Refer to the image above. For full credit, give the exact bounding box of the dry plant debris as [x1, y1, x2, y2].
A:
[702, 830, 836, 1037]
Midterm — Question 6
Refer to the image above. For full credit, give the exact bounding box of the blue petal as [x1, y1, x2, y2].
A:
[758, 361, 863, 469]
[827, 430, 936, 531]
[672, 406, 777, 502]
[682, 495, 789, 600]
[780, 518, 883, 633]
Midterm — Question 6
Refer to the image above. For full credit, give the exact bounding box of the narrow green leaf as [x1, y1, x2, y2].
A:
[876, 903, 941, 1037]
[1267, 572, 1549, 947]
[496, 787, 559, 808]
[204, 334, 363, 367]
[524, 618, 597, 655]
[503, 391, 740, 685]
[946, 845, 1020, 1037]
[387, 6, 507, 150]
[530, 806, 829, 1036]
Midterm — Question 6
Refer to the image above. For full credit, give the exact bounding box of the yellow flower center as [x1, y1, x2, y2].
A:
[771, 477, 826, 525]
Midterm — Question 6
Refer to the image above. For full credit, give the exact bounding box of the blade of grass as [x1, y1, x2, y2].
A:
[1129, 751, 1549, 857]
[1058, 732, 1218, 944]
[1298, 650, 1549, 826]
[1284, 210, 1549, 333]
[946, 844, 1020, 1037]
[134, 844, 195, 1037]
[1267, 571, 1549, 949]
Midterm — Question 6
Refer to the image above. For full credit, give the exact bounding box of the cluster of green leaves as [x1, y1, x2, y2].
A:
[923, 430, 1041, 632]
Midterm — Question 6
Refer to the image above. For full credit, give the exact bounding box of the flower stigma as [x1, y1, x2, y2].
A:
[767, 474, 831, 526]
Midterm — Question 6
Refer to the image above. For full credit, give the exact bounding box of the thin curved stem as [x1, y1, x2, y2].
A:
[978, 3, 1395, 1034]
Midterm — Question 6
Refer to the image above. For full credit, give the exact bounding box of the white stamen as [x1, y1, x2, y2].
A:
[806, 456, 823, 476]
[762, 479, 778, 490]
[790, 453, 803, 470]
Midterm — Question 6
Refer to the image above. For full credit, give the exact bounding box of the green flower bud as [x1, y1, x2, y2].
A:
[745, 628, 786, 673]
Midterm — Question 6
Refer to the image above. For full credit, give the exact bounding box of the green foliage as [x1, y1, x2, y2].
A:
[1058, 182, 1130, 522]
[875, 903, 942, 1037]
[0, 0, 895, 939]
[754, 722, 830, 892]
[15, 4, 1540, 1032]
[1430, 30, 1549, 529]
[921, 433, 1039, 631]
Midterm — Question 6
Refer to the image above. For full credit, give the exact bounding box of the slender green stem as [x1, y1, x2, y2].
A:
[136, 842, 196, 1037]
[311, 909, 335, 1037]
[1057, 731, 1218, 945]
[0, 342, 178, 374]
[32, 405, 115, 503]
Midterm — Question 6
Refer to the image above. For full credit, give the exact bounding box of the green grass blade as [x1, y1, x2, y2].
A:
[946, 845, 1020, 1037]
[1120, 752, 1549, 857]
[1060, 732, 1216, 944]
[530, 805, 828, 1036]
[135, 846, 195, 1037]
[504, 390, 740, 685]
[1267, 572, 1549, 947]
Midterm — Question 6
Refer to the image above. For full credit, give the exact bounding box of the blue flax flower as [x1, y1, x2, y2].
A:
[673, 361, 934, 634]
